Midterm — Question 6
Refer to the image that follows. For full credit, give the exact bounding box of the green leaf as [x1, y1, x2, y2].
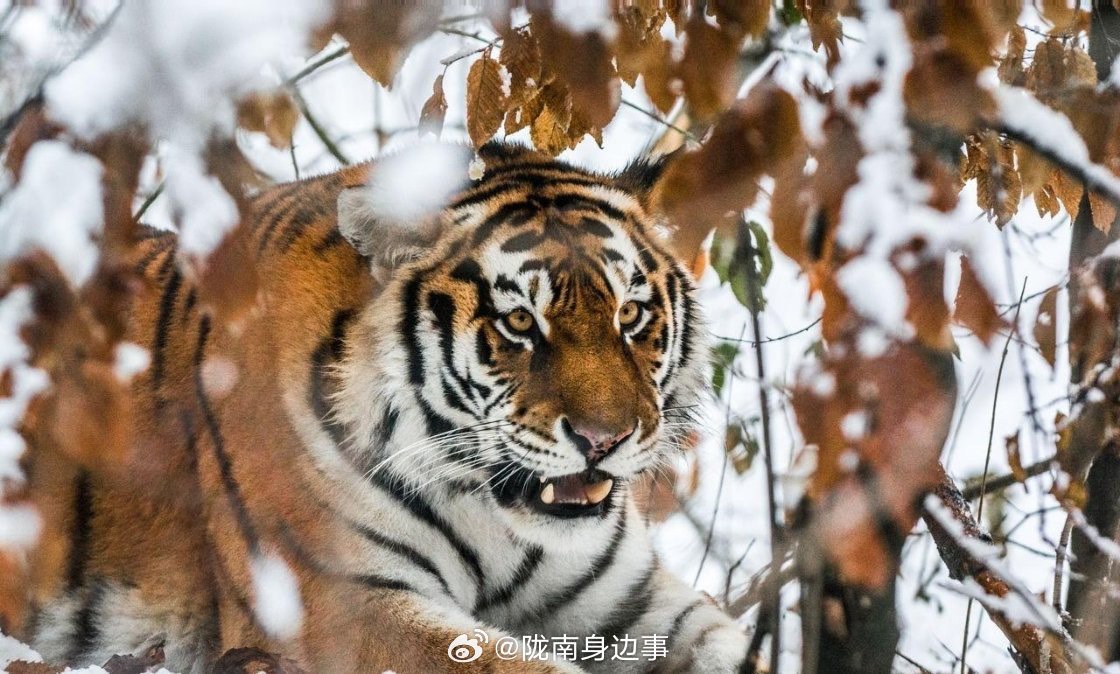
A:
[779, 0, 803, 26]
[711, 342, 740, 397]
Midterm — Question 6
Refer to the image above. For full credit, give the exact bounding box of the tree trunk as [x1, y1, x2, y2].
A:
[1065, 0, 1120, 660]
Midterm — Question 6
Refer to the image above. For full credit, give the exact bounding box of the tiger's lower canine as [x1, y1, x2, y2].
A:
[22, 143, 748, 673]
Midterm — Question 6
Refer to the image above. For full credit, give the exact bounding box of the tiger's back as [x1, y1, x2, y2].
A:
[26, 164, 377, 670]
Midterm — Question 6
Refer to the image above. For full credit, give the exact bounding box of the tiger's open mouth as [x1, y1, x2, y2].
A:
[491, 466, 618, 518]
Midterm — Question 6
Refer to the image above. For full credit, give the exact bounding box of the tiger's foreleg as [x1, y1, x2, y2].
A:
[297, 579, 585, 674]
[598, 566, 750, 674]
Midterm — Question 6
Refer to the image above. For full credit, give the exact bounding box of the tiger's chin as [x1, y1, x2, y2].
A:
[490, 466, 623, 521]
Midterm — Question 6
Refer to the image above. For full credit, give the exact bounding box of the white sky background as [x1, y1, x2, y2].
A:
[0, 2, 1083, 673]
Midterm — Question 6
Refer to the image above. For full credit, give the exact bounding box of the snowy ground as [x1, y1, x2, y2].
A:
[0, 3, 1081, 673]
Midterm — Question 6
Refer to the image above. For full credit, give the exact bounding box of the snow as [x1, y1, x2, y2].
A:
[162, 150, 240, 262]
[0, 287, 49, 551]
[363, 143, 470, 226]
[45, 0, 328, 147]
[0, 631, 42, 667]
[835, 257, 908, 335]
[112, 342, 151, 383]
[996, 86, 1120, 203]
[840, 410, 868, 441]
[45, 0, 328, 260]
[0, 141, 104, 287]
[468, 155, 486, 181]
[250, 553, 304, 640]
[200, 357, 239, 400]
[552, 0, 616, 39]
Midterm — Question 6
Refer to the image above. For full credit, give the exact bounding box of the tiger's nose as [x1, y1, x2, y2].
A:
[561, 418, 636, 463]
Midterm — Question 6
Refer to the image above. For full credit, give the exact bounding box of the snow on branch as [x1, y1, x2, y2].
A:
[923, 467, 1099, 674]
[995, 86, 1120, 209]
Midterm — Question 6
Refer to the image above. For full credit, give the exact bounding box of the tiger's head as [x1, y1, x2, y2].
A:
[336, 143, 704, 533]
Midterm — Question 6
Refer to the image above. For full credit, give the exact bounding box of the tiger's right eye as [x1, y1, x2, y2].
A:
[503, 309, 535, 334]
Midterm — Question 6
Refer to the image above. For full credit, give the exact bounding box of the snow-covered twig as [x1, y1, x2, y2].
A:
[924, 466, 1102, 674]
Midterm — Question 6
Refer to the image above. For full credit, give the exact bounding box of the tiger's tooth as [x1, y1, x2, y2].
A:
[539, 475, 548, 483]
[584, 479, 613, 505]
[540, 483, 556, 505]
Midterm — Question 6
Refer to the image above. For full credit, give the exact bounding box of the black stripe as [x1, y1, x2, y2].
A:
[474, 545, 544, 613]
[69, 579, 106, 663]
[181, 288, 197, 323]
[134, 237, 173, 275]
[450, 259, 495, 318]
[471, 202, 536, 247]
[595, 563, 655, 639]
[309, 310, 356, 447]
[353, 523, 451, 597]
[402, 274, 427, 386]
[256, 194, 302, 253]
[371, 473, 485, 593]
[314, 228, 346, 254]
[194, 316, 260, 553]
[150, 255, 182, 393]
[601, 248, 624, 264]
[501, 230, 544, 252]
[665, 599, 706, 651]
[428, 292, 480, 414]
[275, 200, 328, 252]
[353, 574, 416, 594]
[66, 472, 94, 591]
[534, 506, 628, 618]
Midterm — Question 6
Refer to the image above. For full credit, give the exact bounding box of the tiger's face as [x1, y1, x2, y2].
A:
[340, 145, 703, 530]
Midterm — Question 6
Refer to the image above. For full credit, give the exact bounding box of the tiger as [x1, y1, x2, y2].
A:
[18, 141, 750, 673]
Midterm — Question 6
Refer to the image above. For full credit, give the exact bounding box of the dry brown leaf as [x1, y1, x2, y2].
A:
[465, 51, 509, 148]
[1041, 0, 1077, 34]
[531, 13, 619, 130]
[330, 2, 441, 87]
[237, 91, 300, 149]
[974, 135, 1022, 226]
[539, 79, 573, 130]
[794, 340, 957, 587]
[1016, 143, 1050, 198]
[656, 83, 802, 261]
[770, 140, 813, 266]
[531, 105, 570, 156]
[499, 28, 542, 107]
[709, 0, 769, 37]
[954, 255, 1006, 346]
[678, 13, 739, 120]
[1034, 285, 1059, 368]
[796, 0, 844, 67]
[1089, 191, 1117, 234]
[418, 74, 447, 139]
[902, 253, 952, 351]
[566, 109, 603, 150]
[998, 24, 1027, 86]
[1051, 167, 1084, 220]
[1005, 431, 1026, 482]
[1028, 39, 1097, 99]
[1035, 184, 1061, 219]
[905, 45, 995, 135]
[504, 92, 543, 136]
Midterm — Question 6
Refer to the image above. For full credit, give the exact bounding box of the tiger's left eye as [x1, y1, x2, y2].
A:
[504, 309, 535, 333]
[619, 300, 643, 328]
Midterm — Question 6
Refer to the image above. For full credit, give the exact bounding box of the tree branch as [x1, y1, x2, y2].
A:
[925, 466, 1084, 674]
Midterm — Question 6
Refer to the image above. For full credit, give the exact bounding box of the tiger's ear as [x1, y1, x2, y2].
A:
[337, 187, 447, 267]
[336, 143, 471, 272]
[613, 152, 676, 211]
